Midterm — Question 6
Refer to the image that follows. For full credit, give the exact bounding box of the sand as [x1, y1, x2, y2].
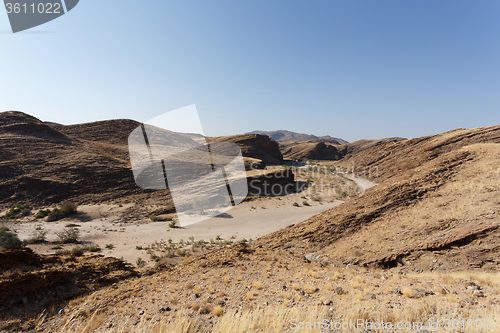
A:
[8, 176, 377, 265]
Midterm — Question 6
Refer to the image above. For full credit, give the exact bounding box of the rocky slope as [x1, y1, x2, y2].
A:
[208, 134, 283, 166]
[337, 126, 500, 182]
[0, 247, 139, 331]
[279, 137, 406, 161]
[257, 128, 500, 271]
[0, 112, 289, 208]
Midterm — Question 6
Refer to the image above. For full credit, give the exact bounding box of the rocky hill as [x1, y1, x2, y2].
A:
[257, 125, 500, 272]
[207, 133, 283, 167]
[337, 126, 500, 182]
[279, 137, 405, 161]
[248, 130, 348, 145]
[0, 112, 288, 208]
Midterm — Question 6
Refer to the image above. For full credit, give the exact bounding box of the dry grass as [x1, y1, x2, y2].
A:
[252, 281, 263, 290]
[213, 305, 223, 317]
[402, 287, 413, 298]
[51, 300, 500, 333]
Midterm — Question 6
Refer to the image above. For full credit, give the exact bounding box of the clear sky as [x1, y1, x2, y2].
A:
[1, 0, 499, 142]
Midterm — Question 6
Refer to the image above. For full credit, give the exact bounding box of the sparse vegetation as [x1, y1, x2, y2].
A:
[26, 229, 47, 244]
[4, 204, 30, 219]
[0, 226, 23, 248]
[136, 257, 146, 267]
[149, 214, 173, 222]
[55, 227, 80, 244]
[36, 201, 78, 222]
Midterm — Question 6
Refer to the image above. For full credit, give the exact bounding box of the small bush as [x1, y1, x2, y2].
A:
[136, 257, 146, 268]
[302, 201, 310, 206]
[169, 220, 177, 228]
[106, 244, 114, 249]
[41, 201, 78, 222]
[192, 196, 210, 214]
[55, 227, 79, 244]
[60, 201, 77, 215]
[35, 209, 51, 219]
[311, 195, 321, 202]
[71, 247, 85, 255]
[292, 202, 299, 207]
[0, 226, 23, 248]
[150, 214, 173, 222]
[4, 204, 30, 219]
[85, 245, 100, 252]
[26, 230, 47, 244]
[58, 245, 100, 256]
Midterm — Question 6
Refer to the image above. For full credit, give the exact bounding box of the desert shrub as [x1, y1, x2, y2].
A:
[85, 245, 100, 252]
[55, 227, 79, 244]
[292, 202, 299, 207]
[136, 257, 146, 268]
[105, 244, 114, 249]
[176, 249, 190, 257]
[71, 247, 85, 255]
[0, 226, 23, 248]
[192, 196, 210, 214]
[60, 201, 77, 215]
[302, 201, 310, 206]
[306, 179, 313, 183]
[40, 201, 78, 222]
[311, 195, 321, 202]
[4, 204, 30, 219]
[26, 230, 48, 244]
[57, 245, 100, 256]
[150, 214, 173, 222]
[169, 220, 177, 228]
[35, 209, 51, 219]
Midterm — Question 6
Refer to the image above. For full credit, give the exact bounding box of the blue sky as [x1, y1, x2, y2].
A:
[1, 0, 499, 142]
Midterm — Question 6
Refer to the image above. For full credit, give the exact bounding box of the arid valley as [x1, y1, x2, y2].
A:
[1, 111, 500, 332]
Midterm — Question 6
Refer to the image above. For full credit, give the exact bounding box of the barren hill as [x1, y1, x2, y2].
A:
[257, 125, 500, 271]
[0, 112, 286, 208]
[280, 137, 405, 161]
[248, 130, 348, 145]
[207, 133, 283, 167]
[337, 126, 500, 182]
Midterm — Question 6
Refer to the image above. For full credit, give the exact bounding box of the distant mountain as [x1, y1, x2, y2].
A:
[247, 130, 348, 145]
[279, 138, 406, 161]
